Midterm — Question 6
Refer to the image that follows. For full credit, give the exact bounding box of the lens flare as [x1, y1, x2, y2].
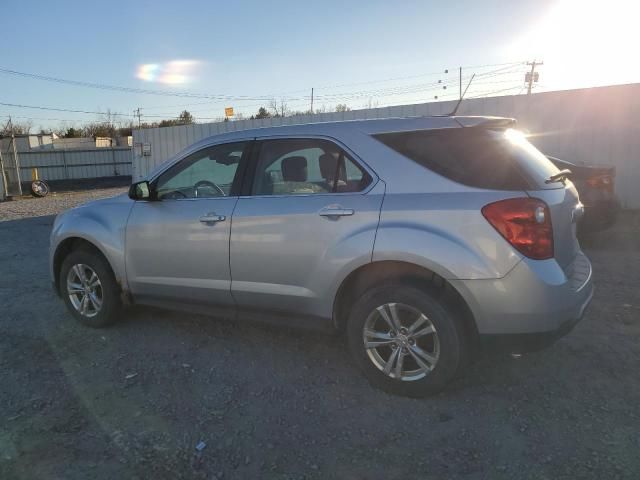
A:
[135, 60, 201, 85]
[504, 128, 528, 145]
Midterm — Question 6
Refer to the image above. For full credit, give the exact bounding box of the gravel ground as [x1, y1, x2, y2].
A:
[0, 188, 127, 222]
[1, 191, 639, 479]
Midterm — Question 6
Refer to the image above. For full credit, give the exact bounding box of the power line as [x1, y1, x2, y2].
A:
[146, 70, 526, 117]
[0, 100, 132, 117]
[139, 64, 526, 115]
[0, 66, 280, 101]
[467, 85, 523, 99]
[0, 61, 526, 107]
[309, 65, 523, 100]
[0, 114, 89, 123]
[282, 61, 524, 93]
[0, 62, 528, 123]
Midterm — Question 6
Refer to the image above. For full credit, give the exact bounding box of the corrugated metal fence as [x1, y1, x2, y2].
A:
[133, 84, 640, 208]
[17, 147, 132, 181]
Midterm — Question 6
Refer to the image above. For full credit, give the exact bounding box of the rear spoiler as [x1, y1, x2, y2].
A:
[453, 117, 517, 129]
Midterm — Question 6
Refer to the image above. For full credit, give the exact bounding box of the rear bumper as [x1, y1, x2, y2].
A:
[479, 286, 592, 353]
[451, 251, 593, 342]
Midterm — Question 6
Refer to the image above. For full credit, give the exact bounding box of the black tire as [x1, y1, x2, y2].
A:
[347, 284, 466, 397]
[59, 248, 122, 328]
[30, 180, 50, 197]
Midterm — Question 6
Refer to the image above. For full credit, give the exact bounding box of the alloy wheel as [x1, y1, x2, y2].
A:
[363, 302, 440, 381]
[66, 264, 103, 318]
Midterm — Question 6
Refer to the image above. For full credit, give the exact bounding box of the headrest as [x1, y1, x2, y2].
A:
[319, 153, 339, 180]
[282, 156, 307, 182]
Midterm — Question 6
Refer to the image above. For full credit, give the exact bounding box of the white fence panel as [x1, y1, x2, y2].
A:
[133, 84, 640, 207]
[17, 147, 132, 181]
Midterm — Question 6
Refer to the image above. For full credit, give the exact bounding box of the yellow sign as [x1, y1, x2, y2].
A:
[225, 107, 234, 117]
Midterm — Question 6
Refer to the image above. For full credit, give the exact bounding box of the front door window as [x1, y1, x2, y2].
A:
[155, 142, 247, 200]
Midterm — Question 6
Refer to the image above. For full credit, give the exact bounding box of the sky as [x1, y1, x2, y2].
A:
[0, 0, 638, 131]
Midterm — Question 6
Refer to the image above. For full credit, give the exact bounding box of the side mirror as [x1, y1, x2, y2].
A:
[129, 180, 152, 200]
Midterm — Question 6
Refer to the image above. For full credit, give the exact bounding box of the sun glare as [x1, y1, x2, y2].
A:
[504, 128, 528, 146]
[508, 0, 640, 90]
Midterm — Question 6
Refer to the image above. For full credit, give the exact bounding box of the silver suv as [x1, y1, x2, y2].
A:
[50, 116, 593, 397]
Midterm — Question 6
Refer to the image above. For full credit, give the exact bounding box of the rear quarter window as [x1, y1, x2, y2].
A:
[373, 128, 538, 191]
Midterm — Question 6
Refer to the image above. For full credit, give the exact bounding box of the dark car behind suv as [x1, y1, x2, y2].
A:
[547, 155, 618, 232]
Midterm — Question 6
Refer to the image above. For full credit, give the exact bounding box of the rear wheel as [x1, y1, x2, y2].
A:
[347, 284, 464, 397]
[59, 249, 122, 328]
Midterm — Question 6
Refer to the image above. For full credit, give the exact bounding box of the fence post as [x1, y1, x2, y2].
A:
[112, 148, 118, 176]
[10, 130, 22, 196]
[61, 149, 68, 180]
[0, 148, 8, 199]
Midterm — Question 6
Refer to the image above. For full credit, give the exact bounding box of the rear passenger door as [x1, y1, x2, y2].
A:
[229, 137, 385, 323]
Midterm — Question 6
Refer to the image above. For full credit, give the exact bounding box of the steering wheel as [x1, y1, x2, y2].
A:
[161, 189, 187, 199]
[194, 180, 225, 197]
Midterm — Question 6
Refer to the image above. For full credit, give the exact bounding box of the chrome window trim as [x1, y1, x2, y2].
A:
[148, 194, 239, 203]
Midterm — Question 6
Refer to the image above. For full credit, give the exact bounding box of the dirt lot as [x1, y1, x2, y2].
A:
[1, 190, 639, 479]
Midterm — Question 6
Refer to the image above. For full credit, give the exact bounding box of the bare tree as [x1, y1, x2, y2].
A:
[365, 98, 379, 109]
[268, 99, 280, 117]
[268, 98, 290, 117]
[2, 120, 33, 135]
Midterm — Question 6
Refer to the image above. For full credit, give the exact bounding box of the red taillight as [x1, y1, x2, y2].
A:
[586, 174, 614, 192]
[482, 198, 554, 260]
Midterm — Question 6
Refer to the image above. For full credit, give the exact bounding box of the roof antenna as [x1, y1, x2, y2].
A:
[448, 73, 475, 116]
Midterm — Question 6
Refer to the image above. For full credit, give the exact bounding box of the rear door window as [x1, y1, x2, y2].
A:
[373, 128, 556, 190]
[251, 138, 372, 195]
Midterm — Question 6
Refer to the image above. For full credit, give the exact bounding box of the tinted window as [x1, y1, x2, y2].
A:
[501, 128, 561, 186]
[155, 142, 246, 200]
[252, 138, 371, 195]
[373, 128, 538, 190]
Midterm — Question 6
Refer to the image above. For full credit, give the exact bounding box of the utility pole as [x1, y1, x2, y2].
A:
[459, 67, 462, 100]
[134, 108, 142, 128]
[526, 60, 543, 95]
[310, 88, 314, 114]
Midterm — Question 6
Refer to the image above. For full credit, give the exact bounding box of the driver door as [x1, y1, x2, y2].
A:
[125, 141, 251, 312]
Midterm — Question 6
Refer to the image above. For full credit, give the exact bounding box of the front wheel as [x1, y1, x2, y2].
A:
[347, 284, 465, 397]
[59, 249, 122, 328]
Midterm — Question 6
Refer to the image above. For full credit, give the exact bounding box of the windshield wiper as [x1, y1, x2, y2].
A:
[545, 168, 573, 184]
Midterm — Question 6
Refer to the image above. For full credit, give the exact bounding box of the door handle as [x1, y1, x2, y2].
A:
[199, 213, 226, 224]
[318, 205, 355, 217]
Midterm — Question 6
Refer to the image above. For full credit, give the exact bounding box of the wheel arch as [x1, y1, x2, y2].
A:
[333, 260, 478, 345]
[53, 237, 117, 296]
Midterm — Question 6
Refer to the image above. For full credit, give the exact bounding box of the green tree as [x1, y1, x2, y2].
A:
[255, 107, 271, 119]
[63, 127, 82, 138]
[158, 110, 195, 128]
[178, 110, 194, 124]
